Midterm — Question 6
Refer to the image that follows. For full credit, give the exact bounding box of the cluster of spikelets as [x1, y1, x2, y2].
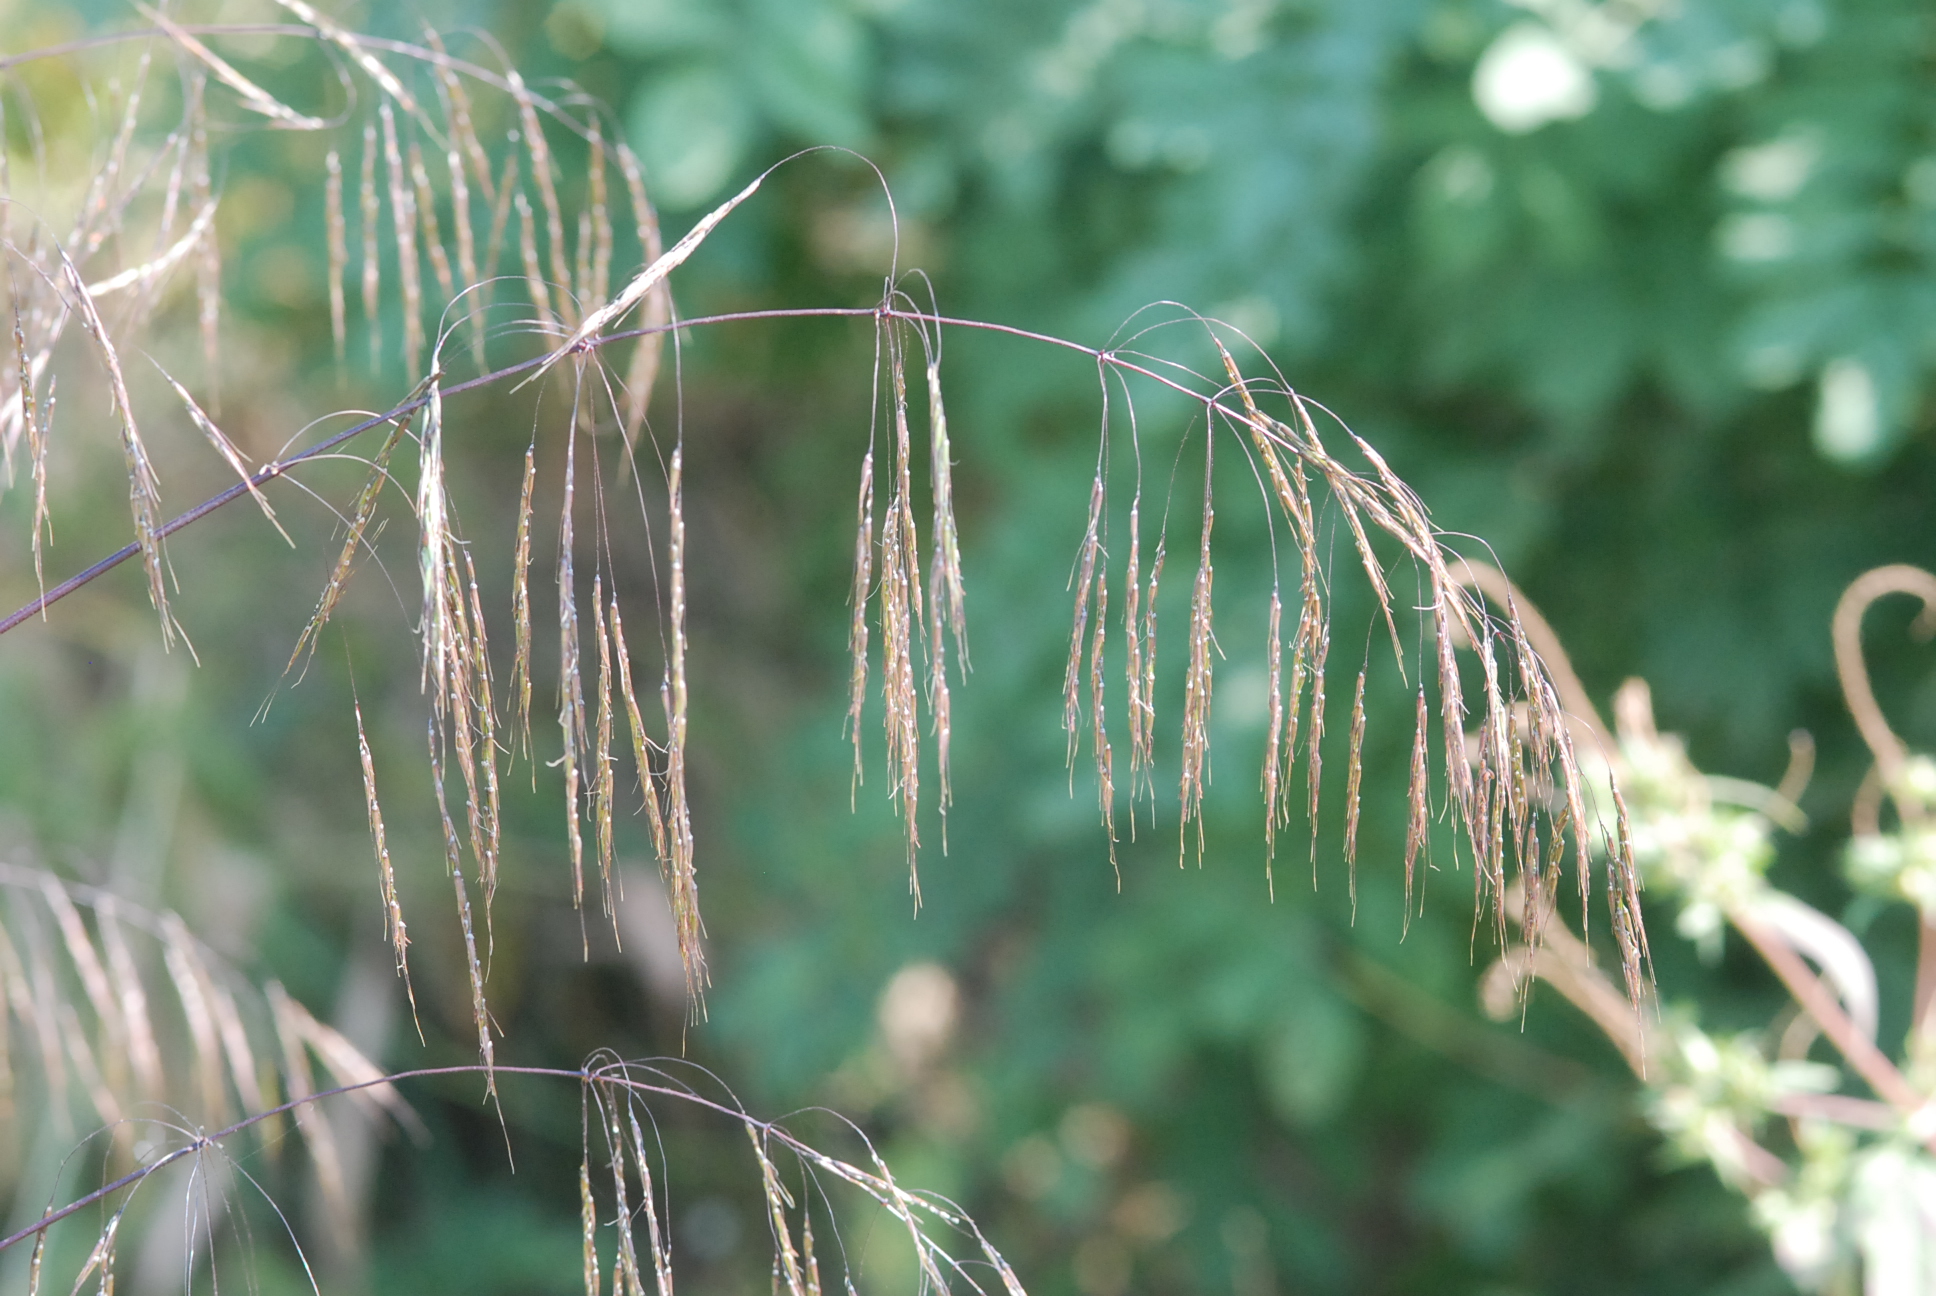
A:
[0, 6, 1669, 1292]
[1476, 563, 1936, 1295]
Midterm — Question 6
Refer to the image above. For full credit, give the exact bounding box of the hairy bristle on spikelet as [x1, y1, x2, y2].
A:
[579, 1155, 601, 1296]
[609, 596, 668, 864]
[1345, 666, 1367, 907]
[847, 449, 875, 802]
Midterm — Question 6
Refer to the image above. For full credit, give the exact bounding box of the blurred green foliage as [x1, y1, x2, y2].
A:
[8, 0, 1936, 1293]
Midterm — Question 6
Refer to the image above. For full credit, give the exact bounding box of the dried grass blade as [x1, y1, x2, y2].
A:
[664, 447, 706, 1010]
[356, 700, 417, 1034]
[539, 170, 765, 378]
[157, 367, 291, 544]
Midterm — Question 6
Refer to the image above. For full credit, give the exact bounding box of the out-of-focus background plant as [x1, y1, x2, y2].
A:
[7, 0, 1936, 1293]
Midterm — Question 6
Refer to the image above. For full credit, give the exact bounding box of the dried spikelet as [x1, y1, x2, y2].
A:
[40, 877, 126, 1089]
[609, 598, 669, 864]
[161, 915, 228, 1122]
[512, 443, 538, 767]
[273, 0, 427, 122]
[1141, 540, 1164, 802]
[747, 1127, 808, 1296]
[273, 988, 422, 1135]
[600, 1097, 645, 1296]
[539, 170, 766, 379]
[1261, 587, 1284, 892]
[464, 551, 503, 909]
[1404, 686, 1430, 924]
[94, 901, 161, 1102]
[360, 121, 382, 366]
[486, 152, 520, 288]
[508, 70, 575, 329]
[591, 575, 619, 928]
[326, 149, 347, 364]
[1089, 569, 1116, 876]
[1305, 610, 1330, 877]
[1, 923, 67, 1136]
[580, 1154, 602, 1296]
[59, 253, 170, 645]
[616, 143, 669, 444]
[1123, 497, 1148, 807]
[9, 268, 49, 599]
[425, 26, 493, 204]
[65, 1211, 119, 1296]
[1064, 471, 1103, 775]
[625, 1107, 675, 1296]
[84, 201, 219, 300]
[879, 343, 924, 893]
[205, 972, 266, 1118]
[663, 447, 706, 1009]
[1179, 438, 1216, 864]
[446, 145, 486, 372]
[847, 450, 875, 798]
[410, 139, 456, 311]
[355, 701, 415, 1030]
[431, 725, 496, 1095]
[56, 1001, 125, 1137]
[558, 427, 589, 921]
[587, 118, 613, 314]
[285, 393, 416, 679]
[136, 3, 327, 129]
[191, 110, 221, 400]
[268, 979, 350, 1242]
[380, 103, 425, 379]
[157, 367, 291, 544]
[517, 192, 559, 335]
[1344, 667, 1367, 904]
[416, 369, 453, 699]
